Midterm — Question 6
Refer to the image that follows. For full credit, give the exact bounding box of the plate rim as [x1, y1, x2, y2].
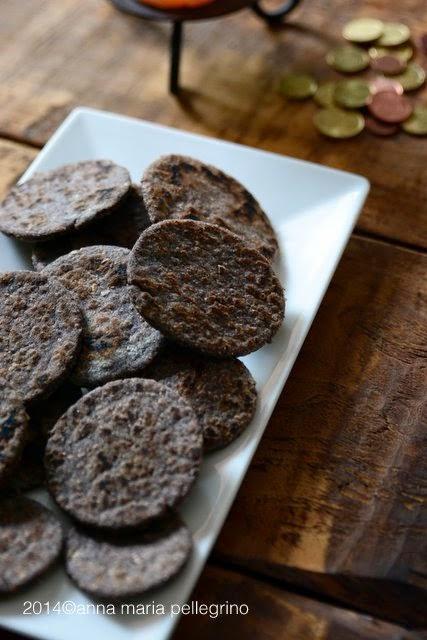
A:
[21, 107, 370, 194]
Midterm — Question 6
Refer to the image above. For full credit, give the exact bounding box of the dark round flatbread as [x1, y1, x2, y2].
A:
[43, 246, 163, 387]
[0, 380, 28, 484]
[66, 515, 192, 598]
[144, 347, 257, 451]
[0, 272, 83, 403]
[0, 496, 63, 593]
[141, 154, 278, 261]
[128, 220, 285, 358]
[45, 378, 203, 529]
[32, 184, 151, 270]
[0, 160, 131, 242]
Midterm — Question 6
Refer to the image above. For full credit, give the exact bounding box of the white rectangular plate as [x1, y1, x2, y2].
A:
[0, 108, 369, 640]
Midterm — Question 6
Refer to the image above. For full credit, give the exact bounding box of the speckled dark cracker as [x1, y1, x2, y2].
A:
[128, 220, 285, 358]
[43, 246, 163, 387]
[45, 378, 203, 529]
[0, 272, 83, 403]
[0, 496, 63, 593]
[141, 155, 278, 261]
[32, 184, 150, 270]
[0, 160, 131, 242]
[144, 347, 257, 451]
[66, 514, 192, 598]
[0, 380, 28, 484]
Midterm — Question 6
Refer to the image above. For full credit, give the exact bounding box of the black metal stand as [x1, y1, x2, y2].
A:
[109, 0, 302, 93]
[170, 22, 183, 94]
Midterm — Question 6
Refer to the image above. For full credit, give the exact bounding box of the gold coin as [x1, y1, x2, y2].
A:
[314, 82, 337, 107]
[369, 44, 413, 63]
[402, 105, 427, 135]
[343, 18, 384, 43]
[279, 73, 318, 99]
[334, 79, 371, 108]
[326, 45, 370, 73]
[377, 22, 410, 46]
[393, 62, 426, 91]
[313, 108, 365, 138]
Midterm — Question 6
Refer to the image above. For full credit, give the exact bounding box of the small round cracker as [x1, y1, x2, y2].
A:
[43, 246, 163, 387]
[32, 184, 150, 270]
[0, 160, 131, 242]
[141, 154, 278, 261]
[128, 220, 285, 357]
[0, 380, 28, 484]
[45, 378, 203, 529]
[0, 272, 83, 403]
[0, 496, 63, 593]
[144, 347, 257, 451]
[66, 515, 192, 598]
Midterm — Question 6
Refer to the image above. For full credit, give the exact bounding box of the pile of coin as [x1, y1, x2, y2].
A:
[279, 17, 427, 138]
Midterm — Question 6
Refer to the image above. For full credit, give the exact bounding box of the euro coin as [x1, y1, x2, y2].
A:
[402, 105, 427, 135]
[343, 18, 384, 43]
[369, 44, 413, 63]
[279, 73, 318, 99]
[326, 45, 370, 73]
[313, 108, 365, 138]
[370, 55, 406, 75]
[370, 77, 403, 95]
[393, 63, 426, 91]
[377, 22, 410, 47]
[334, 79, 371, 108]
[368, 91, 413, 123]
[314, 82, 337, 107]
[365, 115, 399, 136]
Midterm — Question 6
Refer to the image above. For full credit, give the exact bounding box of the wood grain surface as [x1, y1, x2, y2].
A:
[0, 0, 426, 248]
[0, 83, 74, 147]
[174, 565, 422, 640]
[214, 236, 427, 627]
[0, 139, 37, 198]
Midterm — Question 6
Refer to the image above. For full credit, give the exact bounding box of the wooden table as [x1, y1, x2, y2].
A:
[0, 0, 426, 637]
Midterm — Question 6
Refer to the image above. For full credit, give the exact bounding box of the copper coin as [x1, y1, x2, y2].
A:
[421, 34, 427, 55]
[365, 115, 399, 136]
[368, 91, 413, 123]
[370, 55, 406, 75]
[370, 77, 403, 95]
